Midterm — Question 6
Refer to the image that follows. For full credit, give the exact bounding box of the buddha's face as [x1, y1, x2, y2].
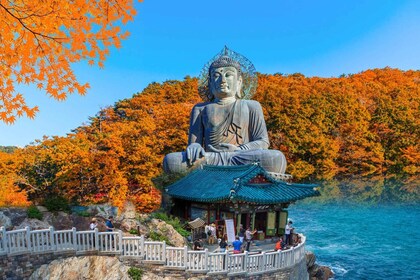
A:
[209, 66, 242, 100]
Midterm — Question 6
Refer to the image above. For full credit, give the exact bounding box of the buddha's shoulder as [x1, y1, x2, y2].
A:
[192, 101, 212, 110]
[240, 99, 263, 109]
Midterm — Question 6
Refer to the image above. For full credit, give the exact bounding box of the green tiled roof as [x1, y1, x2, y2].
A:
[166, 164, 320, 204]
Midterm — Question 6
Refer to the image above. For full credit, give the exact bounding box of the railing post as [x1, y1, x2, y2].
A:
[94, 228, 99, 251]
[162, 241, 166, 263]
[204, 248, 208, 271]
[25, 226, 31, 252]
[224, 250, 229, 272]
[118, 230, 123, 254]
[49, 226, 55, 251]
[1, 227, 6, 254]
[140, 235, 145, 258]
[292, 246, 295, 265]
[262, 251, 266, 272]
[244, 251, 248, 272]
[184, 246, 188, 269]
[72, 227, 77, 251]
[277, 250, 281, 269]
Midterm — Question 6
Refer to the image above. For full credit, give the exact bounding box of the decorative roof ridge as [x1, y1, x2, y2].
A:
[275, 181, 319, 189]
[202, 164, 257, 171]
[237, 163, 277, 185]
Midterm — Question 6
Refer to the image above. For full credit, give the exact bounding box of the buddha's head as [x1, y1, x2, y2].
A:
[209, 56, 243, 100]
[198, 47, 257, 102]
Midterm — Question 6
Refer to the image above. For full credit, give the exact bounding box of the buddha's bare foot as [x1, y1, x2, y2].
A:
[189, 156, 207, 170]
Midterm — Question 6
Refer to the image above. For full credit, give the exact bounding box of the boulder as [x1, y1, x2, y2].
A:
[42, 212, 74, 230]
[29, 256, 130, 280]
[36, 206, 48, 213]
[147, 218, 186, 247]
[119, 218, 142, 233]
[306, 251, 316, 268]
[0, 208, 27, 229]
[0, 211, 12, 229]
[306, 251, 334, 280]
[118, 201, 137, 220]
[319, 266, 334, 280]
[14, 218, 50, 230]
[88, 204, 118, 220]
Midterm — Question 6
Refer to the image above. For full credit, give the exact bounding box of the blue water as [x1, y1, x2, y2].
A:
[288, 202, 420, 279]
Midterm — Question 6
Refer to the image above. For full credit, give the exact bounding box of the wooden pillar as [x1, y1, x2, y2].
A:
[251, 211, 256, 230]
[207, 204, 210, 224]
[236, 212, 241, 234]
[246, 213, 250, 229]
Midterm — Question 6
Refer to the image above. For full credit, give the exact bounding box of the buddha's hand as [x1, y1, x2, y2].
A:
[186, 143, 206, 165]
[208, 143, 240, 153]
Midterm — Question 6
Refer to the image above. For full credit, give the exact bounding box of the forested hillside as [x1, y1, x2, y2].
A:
[1, 68, 419, 210]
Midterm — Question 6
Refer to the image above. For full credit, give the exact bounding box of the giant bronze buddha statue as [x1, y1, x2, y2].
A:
[163, 47, 287, 174]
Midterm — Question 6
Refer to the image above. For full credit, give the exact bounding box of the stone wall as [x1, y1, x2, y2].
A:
[0, 251, 77, 280]
[121, 256, 309, 280]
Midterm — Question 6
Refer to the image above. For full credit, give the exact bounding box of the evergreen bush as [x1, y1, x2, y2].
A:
[151, 212, 190, 237]
[27, 205, 43, 220]
[129, 229, 138, 235]
[43, 196, 70, 212]
[127, 267, 143, 280]
[149, 231, 171, 245]
[77, 211, 90, 217]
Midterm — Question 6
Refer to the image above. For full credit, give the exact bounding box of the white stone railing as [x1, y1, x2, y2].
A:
[0, 226, 306, 276]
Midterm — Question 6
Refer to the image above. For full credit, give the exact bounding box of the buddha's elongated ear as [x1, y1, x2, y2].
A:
[236, 74, 243, 99]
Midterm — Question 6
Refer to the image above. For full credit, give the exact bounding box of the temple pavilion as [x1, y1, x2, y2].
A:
[166, 163, 320, 239]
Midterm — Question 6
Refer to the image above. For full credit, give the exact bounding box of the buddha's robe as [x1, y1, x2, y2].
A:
[163, 99, 286, 173]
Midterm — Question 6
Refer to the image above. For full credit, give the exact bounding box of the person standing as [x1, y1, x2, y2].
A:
[285, 221, 294, 246]
[194, 238, 204, 250]
[89, 218, 98, 230]
[219, 237, 228, 252]
[208, 223, 216, 244]
[245, 227, 256, 252]
[105, 216, 115, 232]
[232, 236, 242, 254]
[238, 225, 245, 243]
[89, 218, 98, 246]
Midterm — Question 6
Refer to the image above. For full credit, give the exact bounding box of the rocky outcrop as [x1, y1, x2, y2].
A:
[149, 218, 185, 247]
[14, 218, 51, 230]
[0, 208, 27, 229]
[306, 251, 334, 280]
[0, 212, 12, 229]
[28, 255, 309, 280]
[29, 256, 131, 280]
[1, 205, 187, 248]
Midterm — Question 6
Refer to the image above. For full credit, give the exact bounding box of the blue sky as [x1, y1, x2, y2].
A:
[1, 0, 419, 147]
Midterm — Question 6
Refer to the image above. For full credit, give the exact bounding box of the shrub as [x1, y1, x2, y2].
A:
[43, 196, 70, 212]
[75, 210, 90, 217]
[149, 231, 171, 245]
[129, 229, 138, 235]
[27, 205, 43, 220]
[128, 267, 143, 280]
[151, 212, 190, 237]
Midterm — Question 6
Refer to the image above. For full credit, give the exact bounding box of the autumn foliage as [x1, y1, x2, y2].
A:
[1, 69, 419, 210]
[0, 151, 30, 207]
[0, 0, 137, 123]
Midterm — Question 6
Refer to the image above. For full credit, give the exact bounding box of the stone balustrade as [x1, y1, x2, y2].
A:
[0, 226, 307, 278]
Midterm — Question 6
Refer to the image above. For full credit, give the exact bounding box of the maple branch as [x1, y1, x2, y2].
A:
[16, 179, 39, 192]
[0, 3, 67, 42]
[18, 9, 55, 20]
